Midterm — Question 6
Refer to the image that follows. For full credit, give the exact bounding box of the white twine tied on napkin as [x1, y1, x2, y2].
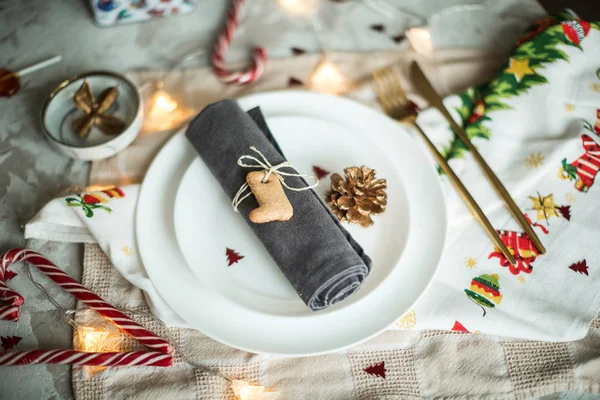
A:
[232, 146, 319, 212]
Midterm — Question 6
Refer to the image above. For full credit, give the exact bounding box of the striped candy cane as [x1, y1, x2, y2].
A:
[212, 0, 267, 85]
[0, 350, 172, 367]
[0, 248, 172, 367]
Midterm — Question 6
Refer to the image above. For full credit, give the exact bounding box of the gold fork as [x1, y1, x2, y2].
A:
[373, 66, 516, 266]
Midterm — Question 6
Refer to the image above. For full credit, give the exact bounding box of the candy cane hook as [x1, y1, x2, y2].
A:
[212, 0, 267, 85]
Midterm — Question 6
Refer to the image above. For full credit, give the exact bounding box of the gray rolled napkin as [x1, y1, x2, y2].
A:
[185, 100, 372, 311]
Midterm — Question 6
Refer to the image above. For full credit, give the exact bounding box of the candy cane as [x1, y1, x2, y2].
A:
[0, 350, 172, 367]
[0, 248, 173, 367]
[211, 0, 267, 85]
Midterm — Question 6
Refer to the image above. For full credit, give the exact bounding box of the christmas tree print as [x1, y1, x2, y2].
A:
[312, 166, 330, 179]
[439, 87, 490, 163]
[451, 320, 470, 332]
[465, 274, 502, 317]
[1, 335, 22, 351]
[557, 205, 571, 220]
[569, 260, 589, 276]
[225, 248, 244, 266]
[4, 269, 17, 280]
[364, 361, 386, 379]
[559, 134, 600, 192]
[440, 14, 600, 164]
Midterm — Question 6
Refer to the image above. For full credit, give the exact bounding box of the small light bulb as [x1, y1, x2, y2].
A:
[78, 327, 109, 352]
[278, 0, 319, 15]
[310, 59, 347, 94]
[152, 89, 178, 114]
[231, 380, 266, 400]
[406, 27, 433, 54]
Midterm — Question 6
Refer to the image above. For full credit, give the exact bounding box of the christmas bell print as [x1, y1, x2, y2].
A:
[465, 273, 502, 317]
[561, 20, 590, 45]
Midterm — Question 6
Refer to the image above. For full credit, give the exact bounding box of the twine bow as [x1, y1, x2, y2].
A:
[232, 146, 319, 212]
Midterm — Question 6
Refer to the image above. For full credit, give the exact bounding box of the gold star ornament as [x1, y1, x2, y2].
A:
[529, 193, 559, 222]
[505, 58, 535, 82]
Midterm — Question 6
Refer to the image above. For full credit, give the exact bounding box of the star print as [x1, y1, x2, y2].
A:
[505, 58, 535, 82]
[395, 309, 416, 329]
[121, 245, 133, 256]
[565, 103, 575, 112]
[464, 257, 478, 269]
[528, 192, 558, 223]
[524, 152, 544, 168]
[565, 193, 576, 204]
[518, 276, 526, 283]
[590, 83, 600, 93]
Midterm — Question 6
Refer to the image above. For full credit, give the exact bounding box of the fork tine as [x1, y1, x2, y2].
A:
[373, 69, 393, 114]
[387, 67, 408, 104]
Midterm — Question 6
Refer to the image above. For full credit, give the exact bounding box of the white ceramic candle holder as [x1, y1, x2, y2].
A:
[42, 71, 143, 161]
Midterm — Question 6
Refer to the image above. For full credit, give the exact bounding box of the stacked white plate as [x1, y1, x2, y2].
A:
[136, 91, 447, 356]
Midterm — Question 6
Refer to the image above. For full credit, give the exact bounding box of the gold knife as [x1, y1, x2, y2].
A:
[410, 60, 545, 255]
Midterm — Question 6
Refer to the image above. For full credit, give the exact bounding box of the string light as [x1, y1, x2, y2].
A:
[406, 27, 433, 54]
[231, 380, 267, 400]
[310, 58, 348, 94]
[144, 81, 193, 132]
[277, 0, 319, 15]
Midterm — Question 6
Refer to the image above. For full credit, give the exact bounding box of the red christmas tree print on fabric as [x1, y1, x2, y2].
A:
[569, 260, 589, 276]
[364, 361, 386, 379]
[1, 336, 22, 351]
[451, 321, 470, 332]
[226, 248, 244, 266]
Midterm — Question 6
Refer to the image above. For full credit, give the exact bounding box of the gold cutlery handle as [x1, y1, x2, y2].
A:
[411, 121, 517, 266]
[411, 61, 545, 255]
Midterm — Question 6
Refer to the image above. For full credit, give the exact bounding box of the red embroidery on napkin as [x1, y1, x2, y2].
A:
[65, 187, 125, 218]
[364, 361, 386, 379]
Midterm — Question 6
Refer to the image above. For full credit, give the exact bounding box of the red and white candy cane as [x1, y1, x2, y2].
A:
[212, 0, 267, 84]
[0, 350, 171, 367]
[0, 248, 172, 367]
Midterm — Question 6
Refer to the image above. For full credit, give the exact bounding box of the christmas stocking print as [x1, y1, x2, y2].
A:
[559, 134, 600, 192]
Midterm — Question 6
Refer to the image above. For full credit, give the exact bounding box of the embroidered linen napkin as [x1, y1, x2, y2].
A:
[185, 101, 372, 311]
[25, 185, 189, 328]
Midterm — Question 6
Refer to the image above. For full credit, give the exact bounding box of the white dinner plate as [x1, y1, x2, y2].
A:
[136, 91, 447, 355]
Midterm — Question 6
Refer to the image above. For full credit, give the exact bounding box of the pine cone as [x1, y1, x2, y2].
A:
[325, 166, 387, 228]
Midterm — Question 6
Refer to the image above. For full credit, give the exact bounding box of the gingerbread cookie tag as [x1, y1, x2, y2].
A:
[246, 171, 293, 223]
[232, 146, 319, 224]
